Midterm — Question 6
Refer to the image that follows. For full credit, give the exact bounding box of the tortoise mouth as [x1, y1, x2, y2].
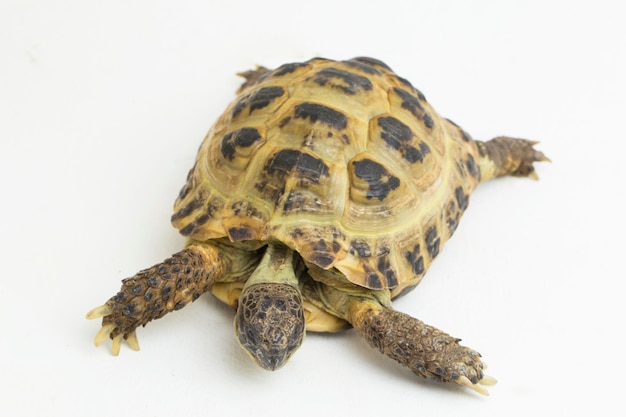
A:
[248, 344, 291, 371]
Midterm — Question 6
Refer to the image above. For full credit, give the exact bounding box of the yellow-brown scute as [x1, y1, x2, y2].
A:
[171, 57, 481, 295]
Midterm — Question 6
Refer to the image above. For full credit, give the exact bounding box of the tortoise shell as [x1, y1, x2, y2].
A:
[171, 57, 480, 298]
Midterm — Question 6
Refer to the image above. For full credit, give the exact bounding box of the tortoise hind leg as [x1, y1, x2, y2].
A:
[347, 297, 496, 395]
[236, 66, 271, 93]
[476, 136, 549, 181]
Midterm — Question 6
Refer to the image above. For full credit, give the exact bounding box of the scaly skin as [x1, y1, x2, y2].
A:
[235, 244, 306, 370]
[86, 242, 259, 355]
[477, 136, 550, 181]
[348, 299, 495, 394]
[299, 271, 496, 394]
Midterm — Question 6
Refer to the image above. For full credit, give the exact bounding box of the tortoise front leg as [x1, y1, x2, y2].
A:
[86, 242, 256, 355]
[348, 298, 496, 395]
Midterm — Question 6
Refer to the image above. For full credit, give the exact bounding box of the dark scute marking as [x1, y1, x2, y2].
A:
[446, 118, 460, 128]
[425, 227, 441, 259]
[394, 282, 419, 298]
[366, 269, 383, 289]
[313, 68, 373, 95]
[231, 86, 285, 117]
[171, 197, 203, 222]
[379, 116, 413, 144]
[228, 226, 254, 241]
[179, 223, 196, 236]
[279, 116, 291, 128]
[282, 192, 302, 213]
[455, 186, 469, 211]
[377, 256, 398, 287]
[220, 128, 263, 160]
[423, 114, 434, 129]
[350, 240, 372, 257]
[282, 191, 319, 213]
[394, 87, 424, 113]
[294, 103, 347, 130]
[393, 87, 434, 129]
[231, 96, 248, 118]
[309, 240, 336, 268]
[378, 116, 428, 163]
[351, 57, 393, 71]
[176, 167, 195, 200]
[266, 149, 329, 184]
[177, 183, 190, 201]
[273, 62, 308, 76]
[446, 120, 472, 142]
[248, 86, 285, 112]
[446, 200, 460, 235]
[405, 244, 425, 275]
[343, 59, 382, 75]
[352, 158, 400, 200]
[466, 154, 480, 179]
[394, 76, 427, 101]
[194, 213, 210, 226]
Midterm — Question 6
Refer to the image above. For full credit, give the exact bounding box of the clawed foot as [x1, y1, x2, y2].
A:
[86, 304, 140, 355]
[431, 344, 497, 395]
[86, 247, 221, 356]
[349, 301, 498, 395]
[479, 136, 550, 180]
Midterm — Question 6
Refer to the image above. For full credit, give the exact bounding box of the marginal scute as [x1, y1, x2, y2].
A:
[285, 224, 346, 270]
[342, 59, 383, 75]
[173, 57, 484, 293]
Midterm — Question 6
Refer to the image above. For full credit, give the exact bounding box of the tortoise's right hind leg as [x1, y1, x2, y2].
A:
[86, 244, 227, 355]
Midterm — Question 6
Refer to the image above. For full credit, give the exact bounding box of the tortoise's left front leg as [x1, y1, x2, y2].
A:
[348, 298, 497, 395]
[86, 242, 255, 355]
[303, 275, 496, 394]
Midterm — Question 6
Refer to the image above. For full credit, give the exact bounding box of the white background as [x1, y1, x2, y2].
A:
[2, 0, 624, 415]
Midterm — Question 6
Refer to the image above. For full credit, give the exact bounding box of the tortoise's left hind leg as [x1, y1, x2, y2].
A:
[86, 243, 231, 355]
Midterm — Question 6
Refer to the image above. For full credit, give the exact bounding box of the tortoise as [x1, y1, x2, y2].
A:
[87, 57, 547, 395]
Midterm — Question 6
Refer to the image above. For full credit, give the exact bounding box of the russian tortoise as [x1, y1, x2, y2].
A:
[87, 57, 547, 395]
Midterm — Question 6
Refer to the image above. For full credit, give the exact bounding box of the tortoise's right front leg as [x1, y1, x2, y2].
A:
[86, 242, 253, 355]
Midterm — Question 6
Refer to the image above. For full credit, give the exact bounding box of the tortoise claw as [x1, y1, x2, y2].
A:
[87, 304, 140, 355]
[457, 375, 496, 396]
[86, 304, 112, 320]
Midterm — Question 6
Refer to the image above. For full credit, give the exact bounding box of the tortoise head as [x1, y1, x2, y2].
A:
[235, 283, 305, 370]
